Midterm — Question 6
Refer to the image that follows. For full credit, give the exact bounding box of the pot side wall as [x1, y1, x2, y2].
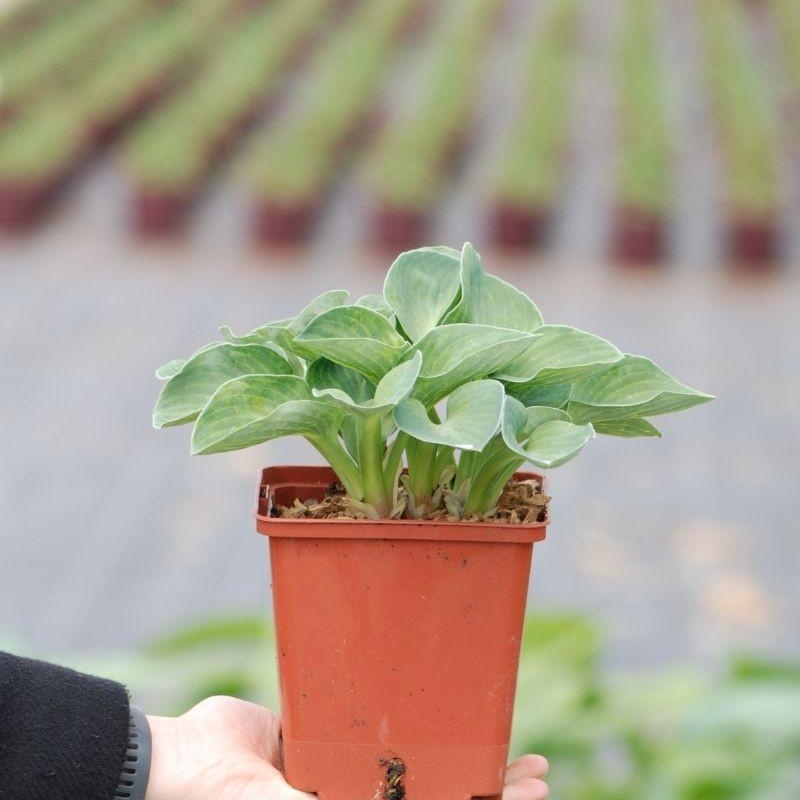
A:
[258, 466, 545, 800]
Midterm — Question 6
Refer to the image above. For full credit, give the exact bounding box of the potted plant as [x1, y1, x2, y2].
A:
[240, 0, 421, 245]
[0, 0, 149, 121]
[122, 0, 327, 236]
[700, 0, 781, 270]
[490, 0, 578, 250]
[364, 0, 502, 251]
[0, 0, 78, 50]
[612, 0, 671, 266]
[153, 243, 712, 800]
[0, 103, 88, 230]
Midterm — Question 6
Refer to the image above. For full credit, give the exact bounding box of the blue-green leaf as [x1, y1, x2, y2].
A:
[191, 375, 343, 454]
[496, 325, 623, 385]
[289, 290, 350, 334]
[443, 243, 543, 331]
[355, 294, 394, 319]
[593, 418, 662, 437]
[383, 247, 462, 341]
[313, 352, 422, 415]
[508, 382, 571, 409]
[153, 343, 294, 428]
[502, 397, 595, 468]
[568, 355, 714, 423]
[395, 380, 505, 451]
[295, 306, 409, 382]
[306, 359, 375, 404]
[412, 323, 538, 405]
[155, 358, 186, 381]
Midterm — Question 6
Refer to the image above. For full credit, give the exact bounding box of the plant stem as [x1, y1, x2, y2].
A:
[383, 431, 408, 499]
[406, 439, 437, 515]
[462, 455, 523, 516]
[454, 450, 478, 496]
[307, 434, 365, 500]
[357, 414, 392, 517]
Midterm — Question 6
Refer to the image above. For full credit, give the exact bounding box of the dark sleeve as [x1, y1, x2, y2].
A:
[0, 652, 130, 800]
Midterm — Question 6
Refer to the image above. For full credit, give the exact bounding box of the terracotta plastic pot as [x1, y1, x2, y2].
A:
[0, 182, 45, 231]
[252, 199, 320, 245]
[132, 187, 194, 236]
[490, 202, 550, 250]
[255, 465, 548, 800]
[0, 174, 66, 231]
[372, 206, 430, 251]
[729, 217, 779, 272]
[611, 207, 666, 266]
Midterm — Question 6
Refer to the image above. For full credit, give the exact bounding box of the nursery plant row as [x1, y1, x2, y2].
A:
[489, 0, 580, 251]
[0, 0, 158, 120]
[362, 0, 506, 250]
[122, 0, 336, 235]
[0, 0, 256, 229]
[0, 0, 79, 47]
[611, 0, 672, 265]
[238, 0, 426, 244]
[0, 0, 795, 267]
[700, 0, 781, 268]
[770, 0, 800, 100]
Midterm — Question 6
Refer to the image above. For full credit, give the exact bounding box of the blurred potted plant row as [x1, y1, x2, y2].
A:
[0, 0, 792, 267]
[700, 0, 781, 270]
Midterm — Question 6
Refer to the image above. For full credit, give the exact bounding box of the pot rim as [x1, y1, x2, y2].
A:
[254, 465, 548, 543]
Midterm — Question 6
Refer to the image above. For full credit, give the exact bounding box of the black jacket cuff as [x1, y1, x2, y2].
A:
[0, 651, 130, 800]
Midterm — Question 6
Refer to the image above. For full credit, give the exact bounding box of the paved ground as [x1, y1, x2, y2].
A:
[0, 0, 798, 671]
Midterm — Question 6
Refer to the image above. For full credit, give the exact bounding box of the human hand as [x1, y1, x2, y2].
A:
[146, 696, 549, 800]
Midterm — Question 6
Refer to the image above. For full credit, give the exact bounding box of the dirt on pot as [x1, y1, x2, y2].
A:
[380, 756, 406, 800]
[273, 477, 550, 524]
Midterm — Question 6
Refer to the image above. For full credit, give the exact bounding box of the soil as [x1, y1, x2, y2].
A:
[380, 757, 406, 800]
[273, 478, 550, 525]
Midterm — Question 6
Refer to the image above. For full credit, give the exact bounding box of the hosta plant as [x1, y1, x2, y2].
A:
[153, 243, 712, 520]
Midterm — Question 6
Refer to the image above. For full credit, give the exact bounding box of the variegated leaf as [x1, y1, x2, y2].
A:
[295, 306, 409, 382]
[153, 343, 294, 428]
[191, 375, 343, 454]
[443, 243, 543, 331]
[567, 355, 714, 423]
[496, 324, 623, 385]
[412, 323, 537, 405]
[502, 397, 595, 468]
[383, 247, 461, 341]
[395, 380, 505, 451]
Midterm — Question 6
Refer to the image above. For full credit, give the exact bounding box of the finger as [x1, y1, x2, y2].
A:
[504, 754, 549, 784]
[502, 776, 549, 800]
[273, 784, 318, 800]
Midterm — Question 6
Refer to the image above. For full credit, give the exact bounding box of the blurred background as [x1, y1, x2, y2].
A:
[1, 0, 799, 796]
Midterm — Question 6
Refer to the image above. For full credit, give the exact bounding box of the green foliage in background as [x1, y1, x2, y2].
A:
[616, 0, 671, 215]
[239, 0, 421, 204]
[51, 612, 800, 800]
[495, 0, 580, 208]
[154, 243, 711, 520]
[364, 0, 502, 210]
[0, 0, 153, 111]
[700, 0, 779, 218]
[0, 0, 237, 181]
[77, 0, 235, 123]
[0, 0, 79, 48]
[123, 0, 331, 191]
[770, 0, 800, 94]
